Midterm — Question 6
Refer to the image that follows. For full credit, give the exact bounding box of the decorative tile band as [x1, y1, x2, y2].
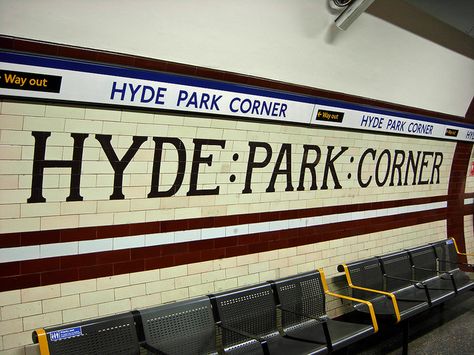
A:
[0, 200, 447, 263]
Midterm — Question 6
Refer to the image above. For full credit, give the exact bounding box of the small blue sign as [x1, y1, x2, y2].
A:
[49, 327, 83, 341]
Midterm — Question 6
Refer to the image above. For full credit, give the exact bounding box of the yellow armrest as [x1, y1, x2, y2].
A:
[35, 329, 50, 355]
[451, 238, 474, 257]
[339, 264, 401, 323]
[318, 268, 378, 333]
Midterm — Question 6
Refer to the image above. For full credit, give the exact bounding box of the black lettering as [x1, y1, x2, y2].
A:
[389, 150, 405, 186]
[404, 151, 420, 185]
[28, 131, 87, 203]
[418, 151, 433, 185]
[375, 149, 391, 187]
[187, 139, 226, 196]
[297, 145, 321, 191]
[148, 137, 186, 198]
[96, 135, 148, 199]
[243, 142, 272, 193]
[430, 152, 443, 184]
[266, 144, 294, 193]
[321, 146, 348, 190]
[358, 148, 376, 188]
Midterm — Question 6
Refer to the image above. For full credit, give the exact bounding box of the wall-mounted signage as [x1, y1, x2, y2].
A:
[1, 51, 473, 142]
[0, 69, 62, 93]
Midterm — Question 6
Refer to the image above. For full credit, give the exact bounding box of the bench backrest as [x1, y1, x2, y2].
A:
[378, 251, 414, 291]
[344, 257, 385, 300]
[138, 296, 217, 355]
[210, 283, 277, 345]
[431, 239, 459, 271]
[270, 270, 326, 331]
[33, 312, 140, 355]
[407, 244, 438, 280]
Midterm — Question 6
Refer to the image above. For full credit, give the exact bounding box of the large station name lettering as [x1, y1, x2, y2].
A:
[27, 131, 443, 203]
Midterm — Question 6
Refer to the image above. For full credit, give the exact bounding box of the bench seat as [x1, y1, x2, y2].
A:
[137, 296, 218, 355]
[210, 283, 329, 355]
[269, 270, 376, 352]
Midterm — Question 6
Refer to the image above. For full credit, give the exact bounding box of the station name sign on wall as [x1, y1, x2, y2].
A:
[1, 51, 473, 142]
[27, 130, 444, 203]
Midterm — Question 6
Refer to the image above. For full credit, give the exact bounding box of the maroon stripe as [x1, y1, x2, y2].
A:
[463, 204, 474, 216]
[0, 196, 449, 248]
[447, 144, 472, 260]
[0, 209, 446, 292]
[0, 35, 465, 124]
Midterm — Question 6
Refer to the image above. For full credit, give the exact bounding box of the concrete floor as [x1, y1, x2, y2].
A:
[337, 291, 474, 355]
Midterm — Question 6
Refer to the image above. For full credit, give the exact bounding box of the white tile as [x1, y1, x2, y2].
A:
[40, 242, 78, 258]
[352, 211, 365, 220]
[174, 229, 201, 243]
[306, 216, 322, 227]
[201, 227, 226, 240]
[145, 232, 175, 246]
[288, 218, 305, 229]
[0, 246, 40, 263]
[464, 198, 474, 205]
[226, 224, 249, 237]
[322, 214, 338, 224]
[79, 239, 113, 254]
[268, 220, 288, 232]
[248, 222, 270, 234]
[398, 206, 408, 214]
[337, 212, 353, 222]
[113, 235, 145, 250]
[407, 205, 420, 213]
[376, 209, 388, 217]
[385, 207, 400, 216]
[364, 210, 377, 219]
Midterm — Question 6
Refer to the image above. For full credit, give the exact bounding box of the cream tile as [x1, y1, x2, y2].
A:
[62, 305, 98, 323]
[61, 279, 97, 296]
[21, 285, 60, 303]
[23, 311, 62, 331]
[98, 299, 131, 316]
[0, 290, 21, 307]
[42, 295, 80, 313]
[1, 301, 42, 320]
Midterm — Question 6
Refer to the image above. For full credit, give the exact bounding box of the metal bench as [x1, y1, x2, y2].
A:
[430, 238, 474, 293]
[32, 312, 140, 355]
[338, 257, 429, 323]
[136, 296, 218, 355]
[378, 249, 456, 307]
[338, 238, 474, 355]
[269, 269, 377, 353]
[338, 256, 430, 355]
[407, 243, 459, 295]
[209, 283, 329, 355]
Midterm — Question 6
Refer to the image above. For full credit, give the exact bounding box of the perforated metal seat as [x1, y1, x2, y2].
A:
[270, 270, 375, 352]
[379, 250, 455, 307]
[32, 312, 140, 355]
[339, 257, 429, 321]
[210, 283, 328, 355]
[407, 244, 457, 296]
[431, 239, 474, 293]
[137, 296, 218, 355]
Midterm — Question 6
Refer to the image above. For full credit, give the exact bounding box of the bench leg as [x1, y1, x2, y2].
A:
[402, 321, 409, 355]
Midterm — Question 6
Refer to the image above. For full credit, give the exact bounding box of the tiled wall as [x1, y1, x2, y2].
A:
[0, 99, 470, 354]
